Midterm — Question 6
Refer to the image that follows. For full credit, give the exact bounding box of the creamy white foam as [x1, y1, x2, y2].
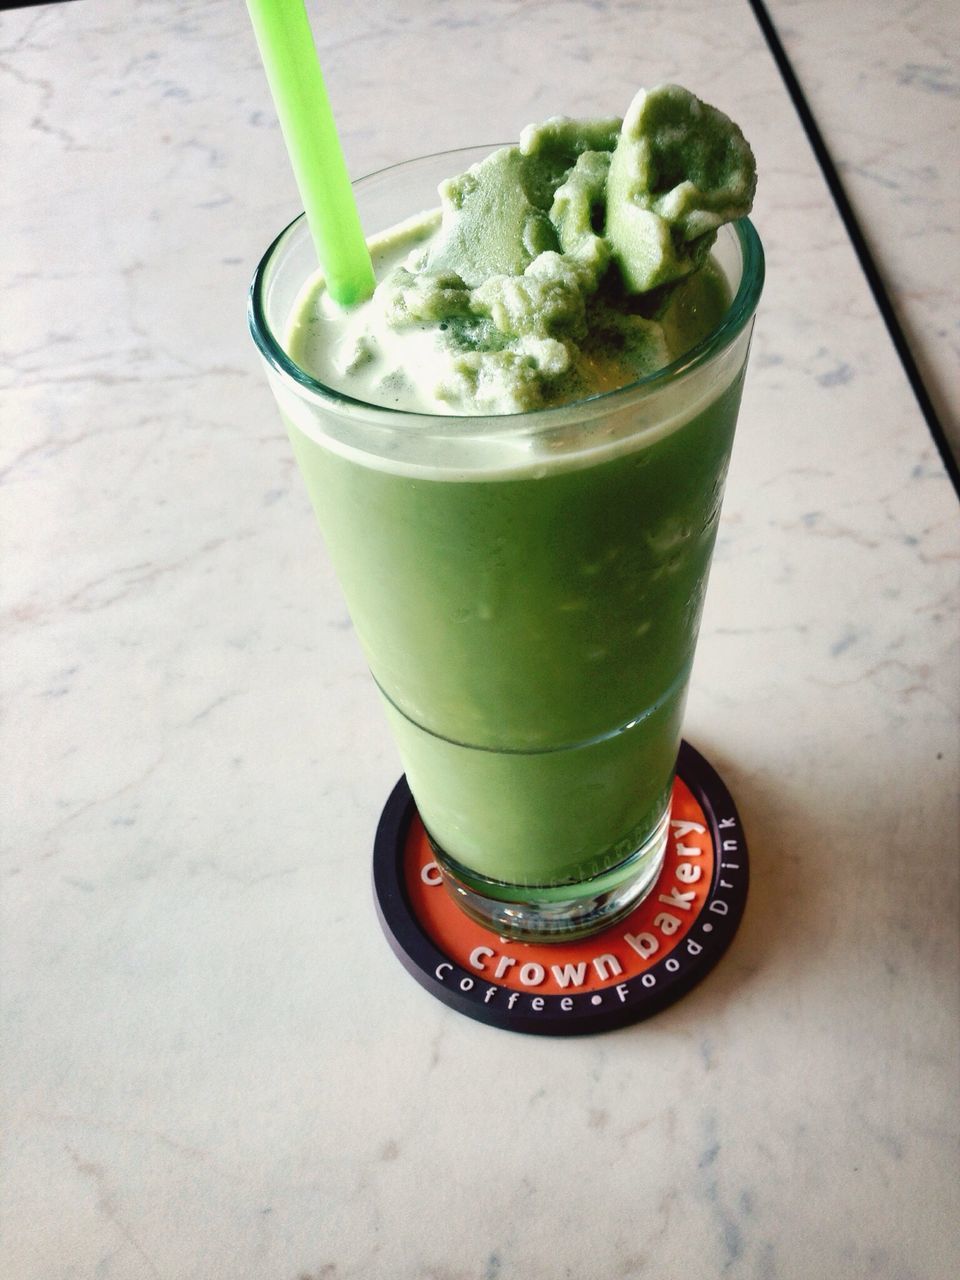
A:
[270, 220, 750, 481]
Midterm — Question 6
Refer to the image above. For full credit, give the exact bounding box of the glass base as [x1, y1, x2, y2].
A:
[430, 803, 672, 943]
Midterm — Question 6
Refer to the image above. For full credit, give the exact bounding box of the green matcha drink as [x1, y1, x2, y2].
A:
[250, 86, 763, 938]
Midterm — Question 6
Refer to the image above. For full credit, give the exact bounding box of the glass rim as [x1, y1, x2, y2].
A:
[248, 145, 765, 430]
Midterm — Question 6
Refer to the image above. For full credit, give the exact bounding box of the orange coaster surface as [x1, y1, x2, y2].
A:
[373, 741, 748, 1035]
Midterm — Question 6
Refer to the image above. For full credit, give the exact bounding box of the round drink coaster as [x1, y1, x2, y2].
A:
[373, 741, 748, 1035]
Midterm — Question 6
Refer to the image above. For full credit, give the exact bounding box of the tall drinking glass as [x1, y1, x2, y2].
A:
[250, 147, 764, 941]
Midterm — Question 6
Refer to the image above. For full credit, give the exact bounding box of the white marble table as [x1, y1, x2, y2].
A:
[2, 2, 958, 1277]
[767, 0, 960, 459]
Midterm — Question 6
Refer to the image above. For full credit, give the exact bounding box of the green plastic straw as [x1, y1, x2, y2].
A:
[246, 0, 375, 306]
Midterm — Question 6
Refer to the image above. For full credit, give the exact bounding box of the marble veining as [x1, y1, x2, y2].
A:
[2, 2, 958, 1278]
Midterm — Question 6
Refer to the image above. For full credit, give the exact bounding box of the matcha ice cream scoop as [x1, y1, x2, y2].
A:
[606, 84, 758, 292]
[289, 85, 756, 414]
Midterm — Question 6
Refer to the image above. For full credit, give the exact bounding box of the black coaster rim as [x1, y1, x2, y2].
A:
[373, 740, 749, 1036]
